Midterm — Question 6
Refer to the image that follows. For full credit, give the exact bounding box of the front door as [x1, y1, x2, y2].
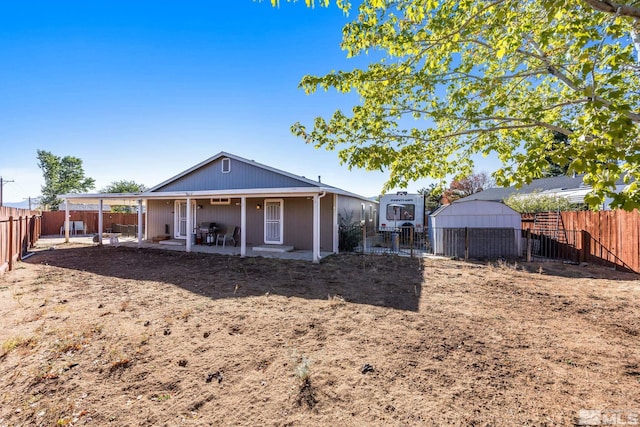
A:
[174, 200, 196, 239]
[264, 199, 283, 244]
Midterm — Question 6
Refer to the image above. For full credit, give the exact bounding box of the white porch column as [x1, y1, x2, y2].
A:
[137, 199, 143, 247]
[98, 199, 104, 246]
[332, 193, 338, 253]
[64, 199, 70, 243]
[313, 194, 320, 263]
[240, 196, 246, 257]
[186, 197, 192, 252]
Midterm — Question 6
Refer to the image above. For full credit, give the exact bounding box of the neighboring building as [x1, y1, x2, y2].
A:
[458, 174, 625, 209]
[61, 152, 377, 262]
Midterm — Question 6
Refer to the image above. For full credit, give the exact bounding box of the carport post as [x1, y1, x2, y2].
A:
[98, 199, 104, 246]
[64, 199, 70, 243]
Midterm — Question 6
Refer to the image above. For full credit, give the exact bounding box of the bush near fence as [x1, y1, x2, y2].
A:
[0, 206, 41, 275]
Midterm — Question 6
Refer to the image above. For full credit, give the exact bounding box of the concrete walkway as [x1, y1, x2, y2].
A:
[36, 235, 334, 262]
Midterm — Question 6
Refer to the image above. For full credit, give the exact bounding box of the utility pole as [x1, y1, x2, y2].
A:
[0, 177, 15, 207]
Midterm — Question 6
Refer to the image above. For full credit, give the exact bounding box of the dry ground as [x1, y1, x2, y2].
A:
[0, 241, 639, 426]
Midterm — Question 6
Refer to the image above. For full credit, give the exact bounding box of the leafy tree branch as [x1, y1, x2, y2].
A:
[289, 0, 640, 209]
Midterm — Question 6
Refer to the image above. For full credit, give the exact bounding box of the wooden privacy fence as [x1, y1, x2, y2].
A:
[522, 210, 640, 273]
[0, 206, 41, 275]
[41, 211, 145, 236]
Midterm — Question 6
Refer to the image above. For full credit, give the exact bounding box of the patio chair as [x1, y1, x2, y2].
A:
[216, 226, 239, 247]
[73, 221, 86, 235]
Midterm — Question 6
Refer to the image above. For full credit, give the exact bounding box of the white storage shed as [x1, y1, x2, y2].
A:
[428, 200, 522, 258]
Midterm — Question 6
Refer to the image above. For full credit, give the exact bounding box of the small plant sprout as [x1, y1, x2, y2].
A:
[295, 356, 312, 381]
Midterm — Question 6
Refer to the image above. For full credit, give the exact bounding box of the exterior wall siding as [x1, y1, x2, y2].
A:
[246, 197, 264, 247]
[283, 197, 313, 250]
[153, 158, 318, 192]
[320, 194, 334, 251]
[193, 198, 241, 238]
[147, 199, 174, 238]
[337, 195, 378, 228]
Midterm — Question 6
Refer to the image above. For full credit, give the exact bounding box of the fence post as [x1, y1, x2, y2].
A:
[410, 228, 414, 258]
[8, 216, 13, 271]
[362, 223, 367, 253]
[526, 229, 532, 262]
[18, 216, 23, 261]
[464, 227, 469, 262]
[581, 230, 590, 263]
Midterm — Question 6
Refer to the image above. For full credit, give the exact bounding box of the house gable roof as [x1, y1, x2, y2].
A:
[148, 151, 339, 193]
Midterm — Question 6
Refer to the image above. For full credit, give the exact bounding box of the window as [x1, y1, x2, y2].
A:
[210, 197, 231, 205]
[221, 157, 231, 173]
[386, 204, 415, 221]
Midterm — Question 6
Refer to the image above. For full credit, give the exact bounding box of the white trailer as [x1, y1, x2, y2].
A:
[378, 192, 426, 231]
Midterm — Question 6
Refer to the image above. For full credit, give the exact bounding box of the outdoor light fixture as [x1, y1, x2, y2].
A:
[256, 204, 262, 210]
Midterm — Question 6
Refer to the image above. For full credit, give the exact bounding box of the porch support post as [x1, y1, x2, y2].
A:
[332, 193, 338, 253]
[98, 199, 104, 246]
[186, 197, 192, 253]
[240, 196, 246, 257]
[313, 194, 320, 263]
[64, 199, 70, 243]
[137, 199, 143, 247]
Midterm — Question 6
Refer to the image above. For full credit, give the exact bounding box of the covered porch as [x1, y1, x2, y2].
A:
[60, 188, 337, 263]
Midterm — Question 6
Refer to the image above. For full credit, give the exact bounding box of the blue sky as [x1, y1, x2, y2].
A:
[0, 1, 493, 204]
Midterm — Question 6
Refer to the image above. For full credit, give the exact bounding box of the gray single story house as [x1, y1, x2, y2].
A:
[61, 152, 378, 262]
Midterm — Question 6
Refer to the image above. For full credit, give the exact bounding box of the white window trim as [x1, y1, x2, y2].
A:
[221, 157, 231, 173]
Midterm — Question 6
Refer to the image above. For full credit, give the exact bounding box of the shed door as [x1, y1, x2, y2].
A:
[264, 199, 283, 244]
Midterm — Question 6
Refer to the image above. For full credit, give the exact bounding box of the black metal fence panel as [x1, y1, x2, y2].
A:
[522, 229, 580, 263]
[339, 225, 521, 260]
[338, 225, 431, 257]
[434, 228, 519, 259]
[339, 224, 613, 266]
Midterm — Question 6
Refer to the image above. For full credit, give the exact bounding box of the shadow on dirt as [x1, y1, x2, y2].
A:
[25, 245, 425, 311]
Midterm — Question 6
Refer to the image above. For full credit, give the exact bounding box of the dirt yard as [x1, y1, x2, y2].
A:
[0, 241, 639, 426]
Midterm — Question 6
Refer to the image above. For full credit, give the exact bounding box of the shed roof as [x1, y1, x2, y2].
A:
[431, 200, 520, 217]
